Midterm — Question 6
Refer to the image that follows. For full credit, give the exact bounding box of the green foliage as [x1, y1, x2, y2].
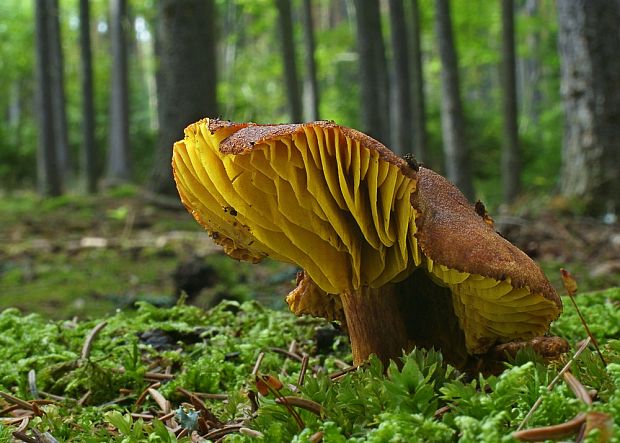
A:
[551, 287, 620, 340]
[1, 287, 620, 441]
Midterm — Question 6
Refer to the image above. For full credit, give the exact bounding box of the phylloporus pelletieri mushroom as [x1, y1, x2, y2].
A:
[172, 118, 564, 368]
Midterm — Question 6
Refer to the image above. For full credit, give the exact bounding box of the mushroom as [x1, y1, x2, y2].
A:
[172, 118, 563, 367]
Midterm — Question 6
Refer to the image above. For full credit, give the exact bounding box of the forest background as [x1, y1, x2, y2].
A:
[0, 0, 619, 318]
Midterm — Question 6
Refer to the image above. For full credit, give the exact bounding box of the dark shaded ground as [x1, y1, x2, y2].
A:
[1, 190, 618, 319]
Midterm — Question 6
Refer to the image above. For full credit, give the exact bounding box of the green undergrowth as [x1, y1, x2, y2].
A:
[0, 289, 619, 442]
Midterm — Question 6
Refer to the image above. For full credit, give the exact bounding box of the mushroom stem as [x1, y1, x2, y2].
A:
[341, 285, 410, 366]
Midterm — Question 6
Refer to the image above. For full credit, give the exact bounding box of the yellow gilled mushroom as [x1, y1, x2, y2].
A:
[172, 118, 562, 367]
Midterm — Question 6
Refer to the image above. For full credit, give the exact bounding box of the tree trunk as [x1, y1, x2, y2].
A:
[79, 0, 98, 193]
[388, 0, 411, 155]
[353, 0, 390, 146]
[500, 0, 520, 203]
[150, 0, 218, 196]
[410, 0, 427, 162]
[34, 0, 62, 196]
[48, 0, 71, 180]
[518, 0, 542, 128]
[107, 0, 131, 183]
[557, 0, 620, 216]
[301, 0, 320, 121]
[275, 0, 303, 122]
[434, 0, 474, 200]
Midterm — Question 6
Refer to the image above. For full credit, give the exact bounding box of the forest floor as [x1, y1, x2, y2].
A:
[0, 186, 619, 319]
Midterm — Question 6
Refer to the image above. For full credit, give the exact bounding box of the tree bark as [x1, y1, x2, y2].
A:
[48, 0, 71, 180]
[519, 0, 542, 128]
[107, 0, 131, 183]
[150, 0, 218, 196]
[301, 0, 320, 121]
[79, 0, 98, 193]
[434, 0, 474, 200]
[557, 0, 620, 215]
[388, 0, 411, 155]
[353, 0, 390, 146]
[275, 0, 303, 122]
[500, 0, 520, 203]
[34, 0, 62, 196]
[410, 0, 427, 162]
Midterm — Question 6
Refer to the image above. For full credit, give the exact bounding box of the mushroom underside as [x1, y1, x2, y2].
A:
[289, 265, 559, 367]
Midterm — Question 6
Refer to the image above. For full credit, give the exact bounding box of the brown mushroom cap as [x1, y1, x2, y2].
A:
[172, 118, 562, 361]
[412, 167, 562, 353]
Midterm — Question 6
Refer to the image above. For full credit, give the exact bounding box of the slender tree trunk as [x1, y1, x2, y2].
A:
[353, 0, 390, 146]
[557, 0, 620, 215]
[48, 0, 71, 180]
[388, 0, 411, 155]
[8, 83, 21, 130]
[434, 0, 474, 200]
[519, 0, 542, 128]
[107, 0, 131, 183]
[275, 0, 303, 122]
[151, 0, 218, 196]
[500, 0, 520, 203]
[301, 0, 320, 121]
[410, 0, 427, 162]
[34, 0, 62, 196]
[79, 0, 98, 193]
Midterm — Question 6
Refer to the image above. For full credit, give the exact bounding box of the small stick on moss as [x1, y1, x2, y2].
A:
[203, 424, 244, 441]
[309, 431, 324, 442]
[130, 413, 155, 420]
[514, 413, 586, 441]
[0, 404, 20, 416]
[333, 358, 351, 370]
[434, 405, 451, 419]
[288, 340, 298, 354]
[199, 393, 228, 401]
[562, 371, 592, 405]
[560, 268, 606, 366]
[134, 382, 161, 409]
[77, 390, 91, 406]
[329, 365, 358, 381]
[251, 352, 265, 376]
[38, 391, 67, 402]
[270, 347, 304, 362]
[275, 396, 323, 417]
[81, 321, 108, 361]
[14, 417, 29, 433]
[158, 411, 176, 422]
[176, 387, 223, 427]
[11, 431, 37, 443]
[148, 388, 171, 414]
[112, 367, 174, 381]
[0, 392, 33, 411]
[239, 427, 264, 438]
[517, 336, 591, 431]
[176, 428, 190, 438]
[297, 354, 309, 388]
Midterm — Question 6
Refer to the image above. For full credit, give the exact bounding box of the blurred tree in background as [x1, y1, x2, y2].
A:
[150, 0, 218, 197]
[557, 0, 620, 216]
[0, 0, 618, 216]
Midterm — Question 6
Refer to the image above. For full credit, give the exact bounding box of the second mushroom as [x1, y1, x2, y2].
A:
[172, 119, 562, 367]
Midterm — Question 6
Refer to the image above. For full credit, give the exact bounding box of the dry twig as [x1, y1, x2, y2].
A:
[275, 396, 323, 416]
[516, 337, 591, 431]
[81, 321, 108, 361]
